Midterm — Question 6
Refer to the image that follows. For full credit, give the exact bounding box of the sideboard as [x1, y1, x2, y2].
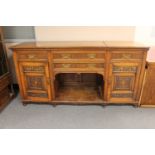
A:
[11, 41, 149, 106]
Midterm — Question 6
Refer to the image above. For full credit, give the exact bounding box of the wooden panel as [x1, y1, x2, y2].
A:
[108, 62, 141, 103]
[141, 63, 155, 106]
[112, 74, 135, 91]
[56, 73, 101, 87]
[18, 62, 52, 102]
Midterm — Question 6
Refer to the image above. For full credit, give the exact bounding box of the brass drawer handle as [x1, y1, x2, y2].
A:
[62, 64, 71, 68]
[87, 54, 96, 59]
[28, 54, 36, 59]
[61, 54, 71, 59]
[122, 54, 131, 59]
[88, 64, 96, 68]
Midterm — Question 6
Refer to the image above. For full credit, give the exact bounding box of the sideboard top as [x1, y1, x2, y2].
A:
[104, 41, 149, 49]
[10, 41, 149, 50]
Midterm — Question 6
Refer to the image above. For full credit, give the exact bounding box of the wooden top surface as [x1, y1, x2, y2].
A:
[11, 41, 149, 49]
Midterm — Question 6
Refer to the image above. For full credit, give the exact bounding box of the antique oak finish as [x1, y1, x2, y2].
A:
[11, 41, 149, 106]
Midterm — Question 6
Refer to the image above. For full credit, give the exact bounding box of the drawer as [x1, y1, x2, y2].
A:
[111, 51, 143, 60]
[54, 63, 104, 69]
[17, 51, 48, 61]
[53, 53, 105, 60]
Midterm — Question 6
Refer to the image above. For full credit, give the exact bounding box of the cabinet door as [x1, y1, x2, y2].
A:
[19, 62, 52, 102]
[108, 62, 141, 103]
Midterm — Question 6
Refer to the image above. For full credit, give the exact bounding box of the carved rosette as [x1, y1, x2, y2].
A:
[26, 76, 45, 90]
[113, 66, 137, 72]
[23, 66, 45, 72]
[114, 76, 133, 90]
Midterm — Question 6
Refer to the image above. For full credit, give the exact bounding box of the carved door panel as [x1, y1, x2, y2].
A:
[108, 62, 141, 102]
[19, 62, 52, 101]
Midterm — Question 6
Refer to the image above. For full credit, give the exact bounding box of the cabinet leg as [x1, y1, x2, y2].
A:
[133, 103, 139, 108]
[52, 104, 57, 107]
[22, 102, 27, 106]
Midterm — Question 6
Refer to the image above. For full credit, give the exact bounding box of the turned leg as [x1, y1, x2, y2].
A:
[22, 102, 27, 106]
[52, 104, 57, 107]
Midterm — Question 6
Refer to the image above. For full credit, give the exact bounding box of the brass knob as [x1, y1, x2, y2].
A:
[87, 54, 96, 59]
[62, 64, 71, 68]
[61, 54, 71, 59]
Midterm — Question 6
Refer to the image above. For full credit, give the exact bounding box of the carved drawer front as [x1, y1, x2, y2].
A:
[108, 62, 141, 102]
[18, 62, 52, 101]
[111, 51, 143, 60]
[53, 52, 105, 60]
[17, 51, 48, 61]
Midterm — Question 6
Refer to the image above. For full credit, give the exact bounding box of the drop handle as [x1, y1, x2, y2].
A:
[122, 54, 131, 59]
[62, 64, 71, 68]
[61, 54, 71, 59]
[87, 54, 96, 59]
[28, 54, 36, 59]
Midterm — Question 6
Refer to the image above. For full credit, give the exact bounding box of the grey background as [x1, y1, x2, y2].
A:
[2, 26, 35, 39]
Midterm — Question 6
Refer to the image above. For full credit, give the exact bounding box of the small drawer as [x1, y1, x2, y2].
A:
[54, 63, 104, 69]
[17, 51, 48, 61]
[111, 52, 143, 60]
[53, 53, 105, 59]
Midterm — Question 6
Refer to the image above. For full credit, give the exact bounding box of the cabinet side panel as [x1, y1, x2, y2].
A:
[140, 63, 155, 106]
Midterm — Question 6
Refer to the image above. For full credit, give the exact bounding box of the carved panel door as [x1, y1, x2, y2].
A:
[19, 62, 52, 101]
[108, 62, 141, 103]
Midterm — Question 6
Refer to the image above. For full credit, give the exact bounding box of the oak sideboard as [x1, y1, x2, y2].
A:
[11, 41, 149, 106]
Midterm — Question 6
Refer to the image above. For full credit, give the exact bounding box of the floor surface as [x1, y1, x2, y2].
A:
[0, 95, 155, 128]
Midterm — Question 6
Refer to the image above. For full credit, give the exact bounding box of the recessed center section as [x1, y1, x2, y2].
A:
[54, 73, 104, 102]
